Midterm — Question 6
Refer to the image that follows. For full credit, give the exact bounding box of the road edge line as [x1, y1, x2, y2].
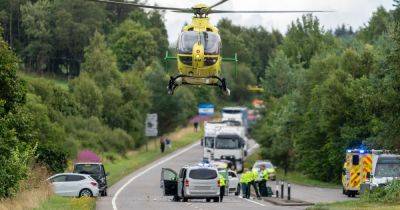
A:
[111, 141, 199, 210]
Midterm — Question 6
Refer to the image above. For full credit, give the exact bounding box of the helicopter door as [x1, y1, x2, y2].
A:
[161, 168, 178, 196]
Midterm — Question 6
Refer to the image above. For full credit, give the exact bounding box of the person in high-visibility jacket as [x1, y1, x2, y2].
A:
[250, 168, 261, 199]
[258, 165, 269, 197]
[240, 168, 252, 199]
[218, 173, 226, 202]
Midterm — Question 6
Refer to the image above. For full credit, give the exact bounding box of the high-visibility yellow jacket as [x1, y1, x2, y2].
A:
[218, 174, 226, 187]
[261, 169, 269, 181]
[240, 171, 253, 184]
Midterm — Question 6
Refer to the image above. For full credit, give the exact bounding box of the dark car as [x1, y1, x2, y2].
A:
[73, 162, 108, 196]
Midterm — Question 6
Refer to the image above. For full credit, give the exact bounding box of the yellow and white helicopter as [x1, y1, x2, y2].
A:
[93, 0, 331, 95]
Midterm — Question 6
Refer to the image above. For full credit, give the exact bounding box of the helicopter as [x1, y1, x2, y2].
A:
[92, 0, 332, 95]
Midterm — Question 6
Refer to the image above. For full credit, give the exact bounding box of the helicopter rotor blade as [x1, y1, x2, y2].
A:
[90, 0, 191, 12]
[209, 0, 230, 9]
[209, 10, 334, 14]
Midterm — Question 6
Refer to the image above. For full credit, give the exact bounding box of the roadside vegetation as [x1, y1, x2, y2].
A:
[310, 181, 400, 210]
[253, 1, 400, 185]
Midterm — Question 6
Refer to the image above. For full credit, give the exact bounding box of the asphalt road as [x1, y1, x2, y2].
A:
[97, 140, 350, 210]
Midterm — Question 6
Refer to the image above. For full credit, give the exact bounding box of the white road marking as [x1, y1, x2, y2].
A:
[240, 197, 266, 207]
[111, 142, 199, 210]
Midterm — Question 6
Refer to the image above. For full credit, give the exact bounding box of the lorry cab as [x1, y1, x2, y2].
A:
[161, 164, 220, 202]
[221, 107, 248, 132]
[203, 122, 225, 160]
[213, 133, 246, 172]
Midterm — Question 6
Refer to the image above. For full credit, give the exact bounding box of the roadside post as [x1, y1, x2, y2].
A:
[287, 183, 291, 200]
[281, 181, 284, 199]
[145, 113, 158, 152]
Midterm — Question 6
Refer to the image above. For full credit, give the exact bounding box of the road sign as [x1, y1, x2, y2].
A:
[145, 113, 158, 137]
[198, 103, 214, 116]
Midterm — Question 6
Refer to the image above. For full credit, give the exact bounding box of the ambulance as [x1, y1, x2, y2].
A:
[342, 149, 400, 197]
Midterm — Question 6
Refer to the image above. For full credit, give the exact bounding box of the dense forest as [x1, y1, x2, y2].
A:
[254, 2, 400, 182]
[0, 0, 278, 197]
[1, 0, 399, 199]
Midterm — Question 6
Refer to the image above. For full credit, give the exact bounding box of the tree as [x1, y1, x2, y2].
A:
[110, 19, 157, 70]
[70, 74, 103, 117]
[20, 0, 52, 72]
[358, 6, 391, 43]
[81, 31, 121, 89]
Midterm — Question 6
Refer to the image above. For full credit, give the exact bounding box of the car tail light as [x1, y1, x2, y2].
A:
[184, 179, 189, 187]
[90, 182, 97, 187]
[217, 180, 220, 187]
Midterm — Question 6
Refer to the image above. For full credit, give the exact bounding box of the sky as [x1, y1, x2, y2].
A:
[144, 0, 395, 44]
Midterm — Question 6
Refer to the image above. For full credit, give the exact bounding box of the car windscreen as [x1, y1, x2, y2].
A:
[189, 169, 217, 180]
[375, 157, 400, 178]
[215, 136, 240, 149]
[74, 164, 101, 175]
[222, 109, 242, 114]
[255, 162, 273, 169]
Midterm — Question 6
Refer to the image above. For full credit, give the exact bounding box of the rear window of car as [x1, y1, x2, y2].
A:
[189, 169, 217, 180]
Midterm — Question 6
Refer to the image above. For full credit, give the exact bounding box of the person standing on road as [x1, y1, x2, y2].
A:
[194, 122, 199, 132]
[218, 173, 226, 202]
[258, 165, 269, 197]
[240, 168, 251, 199]
[160, 136, 166, 153]
[250, 168, 261, 199]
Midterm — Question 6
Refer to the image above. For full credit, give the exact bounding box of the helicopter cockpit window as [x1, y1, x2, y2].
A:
[178, 31, 221, 55]
[203, 32, 221, 55]
[178, 31, 198, 54]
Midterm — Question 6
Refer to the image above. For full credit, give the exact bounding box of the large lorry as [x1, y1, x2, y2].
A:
[202, 121, 248, 172]
[342, 149, 400, 197]
[221, 107, 248, 132]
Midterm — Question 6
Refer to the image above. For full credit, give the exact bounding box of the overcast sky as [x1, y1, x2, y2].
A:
[144, 0, 395, 43]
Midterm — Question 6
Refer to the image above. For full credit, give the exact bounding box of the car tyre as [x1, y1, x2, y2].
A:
[79, 189, 93, 197]
[213, 197, 219, 202]
[183, 197, 188, 202]
[101, 189, 107, 197]
[206, 198, 211, 202]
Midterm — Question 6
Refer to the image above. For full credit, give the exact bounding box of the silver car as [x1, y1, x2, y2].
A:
[161, 164, 220, 202]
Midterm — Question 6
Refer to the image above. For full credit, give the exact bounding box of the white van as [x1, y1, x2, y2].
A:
[161, 165, 220, 202]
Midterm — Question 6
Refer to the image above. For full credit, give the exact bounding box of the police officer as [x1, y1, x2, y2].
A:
[258, 165, 269, 197]
[240, 168, 251, 199]
[218, 173, 226, 202]
[250, 168, 261, 199]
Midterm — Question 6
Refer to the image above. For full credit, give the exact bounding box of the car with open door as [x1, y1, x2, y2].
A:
[161, 164, 220, 202]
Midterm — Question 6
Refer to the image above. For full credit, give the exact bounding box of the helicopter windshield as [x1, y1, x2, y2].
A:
[203, 32, 221, 55]
[178, 31, 221, 55]
[178, 31, 198, 54]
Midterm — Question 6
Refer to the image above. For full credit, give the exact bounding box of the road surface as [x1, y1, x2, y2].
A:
[97, 140, 349, 210]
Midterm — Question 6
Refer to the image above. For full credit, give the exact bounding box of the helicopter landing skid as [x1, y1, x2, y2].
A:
[167, 75, 230, 96]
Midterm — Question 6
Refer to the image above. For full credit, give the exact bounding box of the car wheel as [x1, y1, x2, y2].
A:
[213, 197, 219, 202]
[183, 197, 188, 202]
[206, 198, 211, 202]
[101, 189, 107, 197]
[79, 189, 93, 197]
[235, 184, 241, 196]
[172, 196, 180, 202]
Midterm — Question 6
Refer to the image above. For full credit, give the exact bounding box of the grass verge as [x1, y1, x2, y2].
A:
[309, 200, 400, 210]
[36, 126, 202, 210]
[244, 149, 340, 188]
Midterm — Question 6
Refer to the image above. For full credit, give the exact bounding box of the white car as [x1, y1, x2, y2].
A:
[47, 173, 99, 197]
